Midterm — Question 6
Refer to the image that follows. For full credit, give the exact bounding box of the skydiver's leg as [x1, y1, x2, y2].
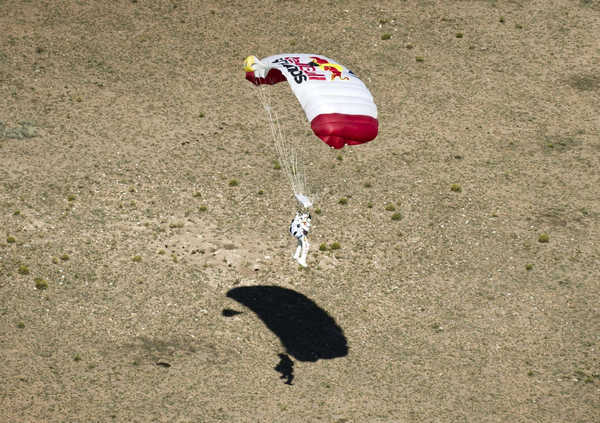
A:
[298, 236, 309, 267]
[293, 237, 302, 260]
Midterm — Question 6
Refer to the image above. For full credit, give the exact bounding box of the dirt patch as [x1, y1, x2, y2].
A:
[568, 74, 600, 92]
[1, 1, 599, 422]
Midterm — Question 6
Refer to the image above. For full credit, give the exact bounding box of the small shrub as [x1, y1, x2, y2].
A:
[7, 236, 16, 243]
[13, 210, 20, 216]
[499, 16, 505, 23]
[538, 233, 550, 243]
[198, 205, 207, 212]
[525, 263, 533, 271]
[67, 194, 76, 201]
[330, 242, 341, 250]
[18, 265, 29, 275]
[132, 255, 142, 262]
[16, 322, 25, 329]
[456, 32, 464, 38]
[228, 179, 239, 187]
[60, 254, 70, 261]
[364, 182, 372, 188]
[381, 33, 392, 40]
[314, 208, 322, 215]
[338, 198, 348, 205]
[367, 202, 374, 208]
[450, 183, 462, 192]
[73, 354, 81, 362]
[273, 161, 281, 170]
[336, 154, 343, 161]
[257, 189, 264, 195]
[385, 204, 396, 211]
[319, 243, 328, 251]
[415, 56, 424, 62]
[34, 277, 48, 290]
[391, 212, 403, 221]
[192, 192, 202, 198]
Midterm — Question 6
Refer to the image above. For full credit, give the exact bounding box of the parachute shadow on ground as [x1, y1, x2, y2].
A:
[223, 285, 348, 362]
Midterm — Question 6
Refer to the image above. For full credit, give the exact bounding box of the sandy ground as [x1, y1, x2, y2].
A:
[1, 0, 599, 422]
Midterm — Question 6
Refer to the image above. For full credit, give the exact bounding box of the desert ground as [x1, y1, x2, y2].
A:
[1, 0, 599, 422]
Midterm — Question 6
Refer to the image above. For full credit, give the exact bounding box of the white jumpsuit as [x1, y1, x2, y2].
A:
[289, 212, 311, 267]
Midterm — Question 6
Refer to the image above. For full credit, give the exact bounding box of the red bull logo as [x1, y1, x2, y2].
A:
[272, 56, 350, 84]
[308, 56, 349, 81]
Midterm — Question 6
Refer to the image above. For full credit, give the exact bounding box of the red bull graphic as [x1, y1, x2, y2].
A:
[308, 56, 349, 81]
[272, 56, 350, 84]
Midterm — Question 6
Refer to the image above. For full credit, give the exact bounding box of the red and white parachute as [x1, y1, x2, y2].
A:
[244, 54, 378, 149]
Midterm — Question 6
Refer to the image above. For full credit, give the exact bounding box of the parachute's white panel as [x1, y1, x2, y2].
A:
[256, 54, 377, 122]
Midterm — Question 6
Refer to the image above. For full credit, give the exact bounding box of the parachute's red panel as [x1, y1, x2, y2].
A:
[310, 113, 378, 149]
[246, 69, 286, 86]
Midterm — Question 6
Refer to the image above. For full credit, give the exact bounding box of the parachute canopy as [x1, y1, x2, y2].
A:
[244, 54, 378, 149]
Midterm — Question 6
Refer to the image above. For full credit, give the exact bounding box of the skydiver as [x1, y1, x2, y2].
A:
[289, 211, 311, 267]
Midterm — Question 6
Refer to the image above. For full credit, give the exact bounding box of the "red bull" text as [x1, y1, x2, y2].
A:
[273, 56, 350, 84]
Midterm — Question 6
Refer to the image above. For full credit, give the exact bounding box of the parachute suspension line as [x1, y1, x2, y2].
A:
[253, 84, 312, 209]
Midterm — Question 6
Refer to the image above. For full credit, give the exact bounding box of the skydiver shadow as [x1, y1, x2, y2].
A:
[223, 285, 348, 384]
[275, 353, 294, 385]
